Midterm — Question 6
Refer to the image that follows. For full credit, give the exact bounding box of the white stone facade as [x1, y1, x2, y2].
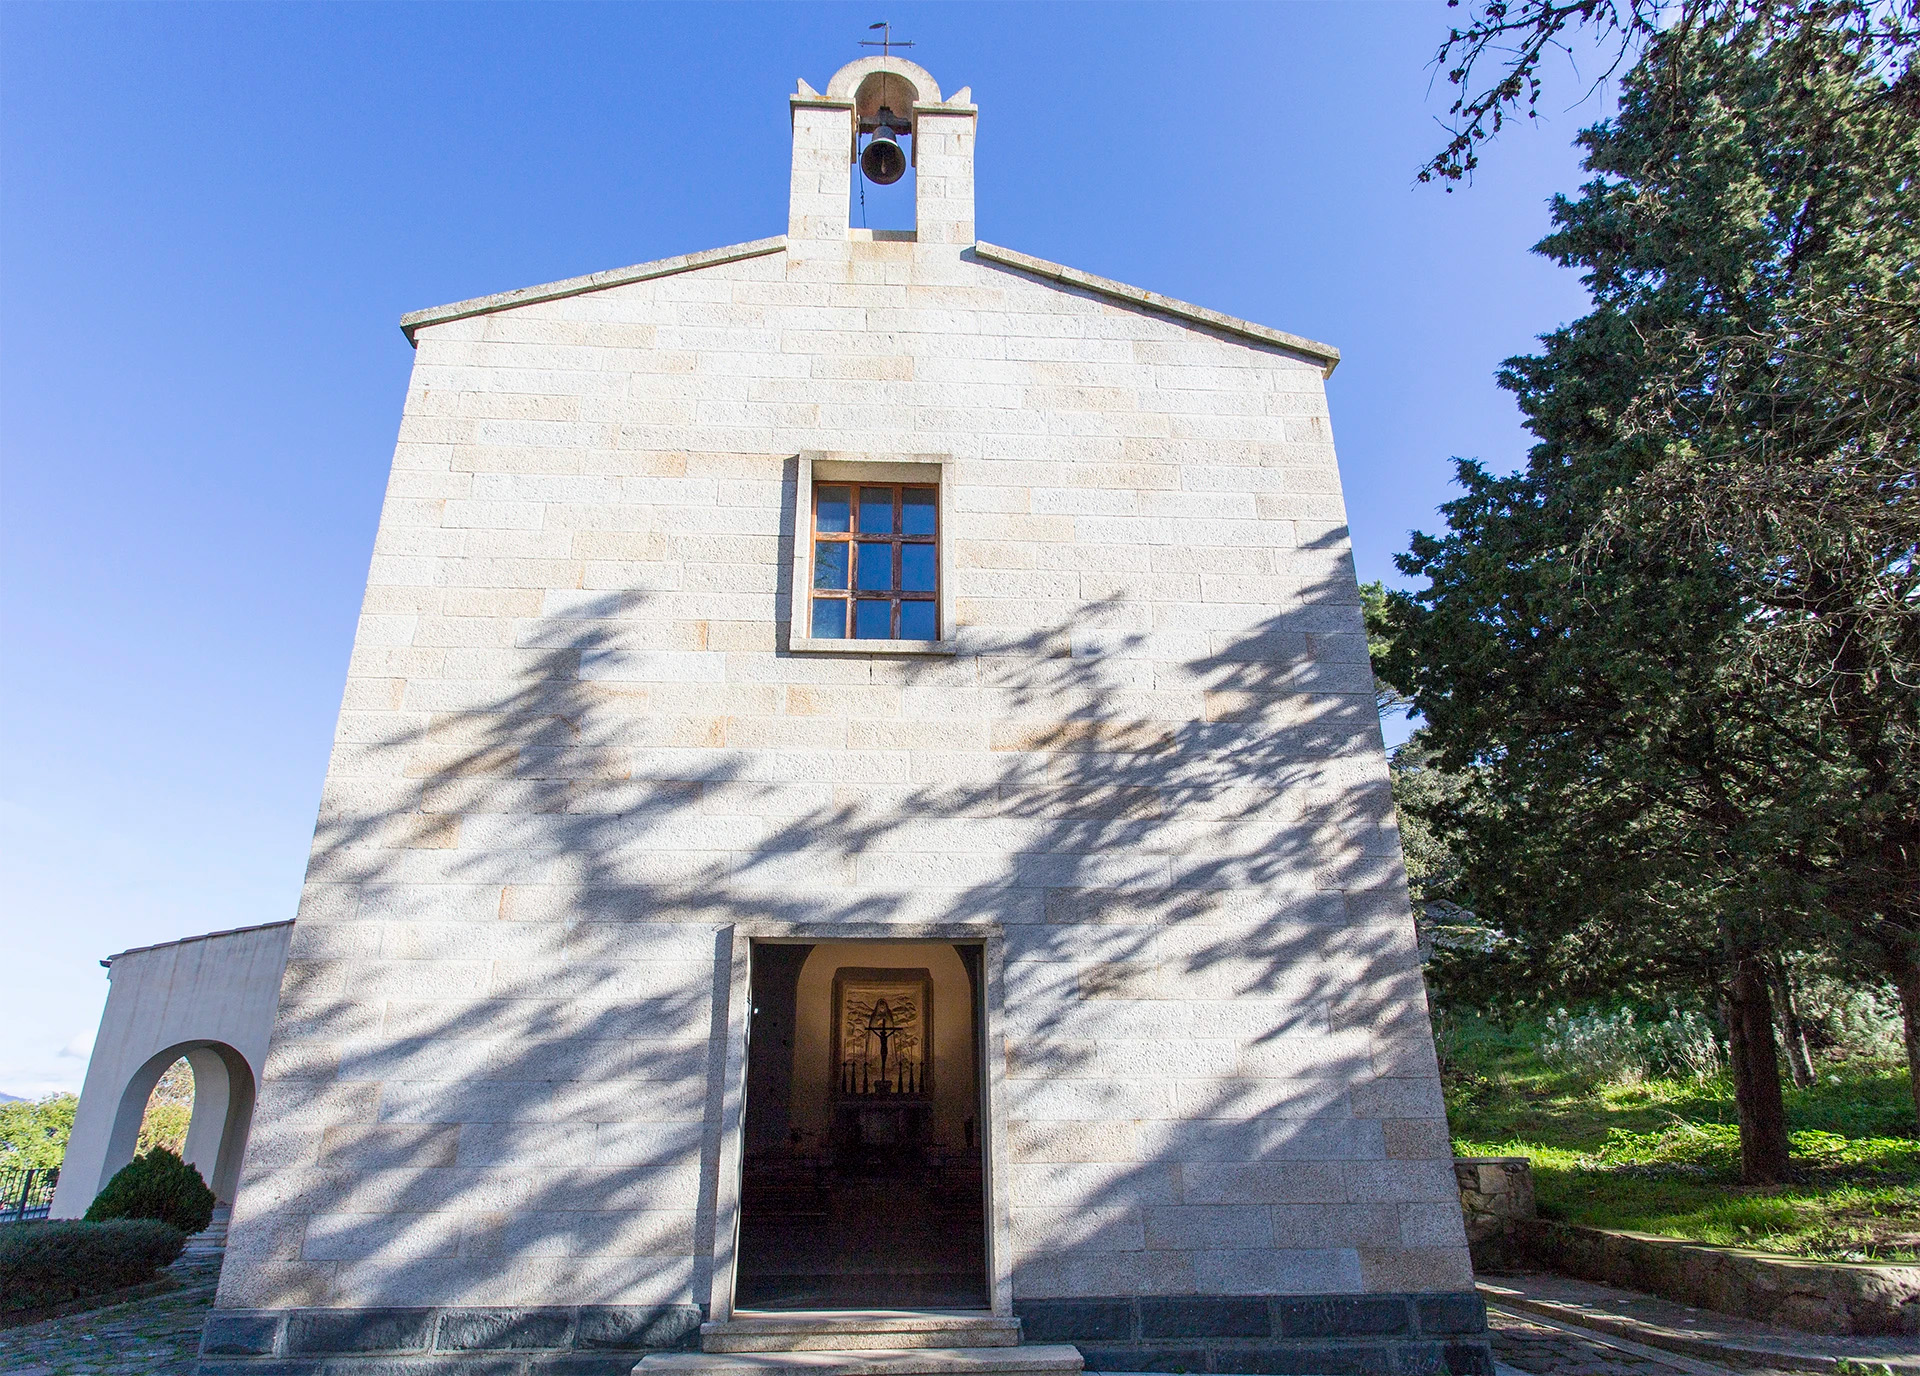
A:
[215, 53, 1467, 1335]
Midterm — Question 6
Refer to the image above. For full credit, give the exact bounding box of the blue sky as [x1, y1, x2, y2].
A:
[0, 2, 1605, 1097]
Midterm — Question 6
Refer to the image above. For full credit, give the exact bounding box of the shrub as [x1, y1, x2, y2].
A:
[1539, 1006, 1725, 1084]
[1794, 975, 1905, 1060]
[0, 1219, 185, 1314]
[83, 1148, 215, 1235]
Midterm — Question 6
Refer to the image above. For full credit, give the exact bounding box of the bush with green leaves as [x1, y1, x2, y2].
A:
[1539, 1007, 1725, 1084]
[82, 1148, 214, 1236]
[1795, 976, 1905, 1061]
[0, 1218, 185, 1313]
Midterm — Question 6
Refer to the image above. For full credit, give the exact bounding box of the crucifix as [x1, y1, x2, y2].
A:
[860, 21, 914, 58]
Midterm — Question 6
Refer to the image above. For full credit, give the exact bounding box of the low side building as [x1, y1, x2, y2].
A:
[53, 921, 292, 1219]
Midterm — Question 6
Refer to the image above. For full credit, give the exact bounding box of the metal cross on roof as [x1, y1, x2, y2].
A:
[860, 21, 914, 58]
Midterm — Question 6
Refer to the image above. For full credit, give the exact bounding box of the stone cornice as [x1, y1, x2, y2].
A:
[972, 241, 1341, 377]
[399, 237, 790, 345]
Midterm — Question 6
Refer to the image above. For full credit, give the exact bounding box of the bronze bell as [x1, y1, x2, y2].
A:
[860, 108, 908, 185]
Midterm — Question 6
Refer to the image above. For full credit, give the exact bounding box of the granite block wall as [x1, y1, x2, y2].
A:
[208, 56, 1471, 1364]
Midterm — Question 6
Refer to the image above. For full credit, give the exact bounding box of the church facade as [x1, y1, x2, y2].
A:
[198, 55, 1487, 1376]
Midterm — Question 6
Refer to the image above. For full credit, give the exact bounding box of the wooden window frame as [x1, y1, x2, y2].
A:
[786, 453, 956, 655]
[809, 481, 939, 642]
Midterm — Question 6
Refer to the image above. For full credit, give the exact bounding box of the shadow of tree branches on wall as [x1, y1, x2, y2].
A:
[219, 515, 1464, 1323]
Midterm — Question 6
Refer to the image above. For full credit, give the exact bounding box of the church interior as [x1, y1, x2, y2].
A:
[736, 940, 989, 1309]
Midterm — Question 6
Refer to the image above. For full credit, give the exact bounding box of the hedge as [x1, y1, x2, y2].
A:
[0, 1219, 185, 1314]
[83, 1148, 215, 1236]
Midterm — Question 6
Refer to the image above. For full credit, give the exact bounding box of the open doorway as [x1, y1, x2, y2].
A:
[736, 940, 988, 1310]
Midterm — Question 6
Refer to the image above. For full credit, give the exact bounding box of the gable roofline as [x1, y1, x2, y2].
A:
[101, 919, 293, 970]
[396, 235, 1341, 377]
[972, 243, 1340, 377]
[399, 237, 790, 345]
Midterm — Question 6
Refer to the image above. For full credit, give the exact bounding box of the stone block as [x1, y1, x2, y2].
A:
[1195, 1247, 1364, 1295]
[199, 1312, 284, 1356]
[436, 1307, 575, 1349]
[1014, 1205, 1145, 1253]
[1444, 1341, 1497, 1375]
[1143, 1205, 1272, 1251]
[1344, 1159, 1459, 1205]
[1014, 1249, 1196, 1298]
[1383, 1119, 1452, 1161]
[1349, 1078, 1447, 1120]
[1013, 1298, 1134, 1342]
[1138, 1296, 1271, 1338]
[1180, 1161, 1346, 1206]
[574, 1304, 703, 1348]
[1270, 1204, 1400, 1249]
[1273, 1295, 1411, 1338]
[1357, 1246, 1476, 1293]
[317, 1125, 461, 1170]
[285, 1307, 437, 1353]
[1229, 1342, 1386, 1374]
[1400, 1202, 1472, 1249]
[1074, 1345, 1209, 1373]
[1413, 1292, 1486, 1336]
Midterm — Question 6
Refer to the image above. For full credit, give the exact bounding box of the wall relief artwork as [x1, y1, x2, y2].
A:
[832, 967, 932, 1098]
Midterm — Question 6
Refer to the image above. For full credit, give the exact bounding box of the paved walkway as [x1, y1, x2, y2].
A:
[1489, 1303, 1758, 1375]
[1483, 1270, 1920, 1374]
[0, 1250, 220, 1376]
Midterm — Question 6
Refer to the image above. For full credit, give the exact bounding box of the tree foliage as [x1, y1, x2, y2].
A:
[1421, 0, 1920, 185]
[136, 1059, 192, 1157]
[0, 1094, 77, 1173]
[1388, 2, 1920, 1174]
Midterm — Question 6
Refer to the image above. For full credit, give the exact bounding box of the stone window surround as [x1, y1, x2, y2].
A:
[709, 921, 1012, 1321]
[786, 451, 957, 656]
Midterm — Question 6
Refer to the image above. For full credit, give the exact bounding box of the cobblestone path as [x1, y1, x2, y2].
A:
[0, 1252, 219, 1376]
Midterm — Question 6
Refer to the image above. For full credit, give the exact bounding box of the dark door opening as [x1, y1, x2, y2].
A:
[736, 939, 988, 1310]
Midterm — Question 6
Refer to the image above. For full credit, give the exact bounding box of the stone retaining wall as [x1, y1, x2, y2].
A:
[1514, 1219, 1920, 1337]
[1454, 1159, 1535, 1245]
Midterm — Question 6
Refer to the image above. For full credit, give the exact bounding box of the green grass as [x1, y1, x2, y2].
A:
[1443, 1017, 1920, 1262]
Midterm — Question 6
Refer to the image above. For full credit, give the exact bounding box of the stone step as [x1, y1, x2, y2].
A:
[704, 1313, 1022, 1353]
[637, 1344, 1083, 1376]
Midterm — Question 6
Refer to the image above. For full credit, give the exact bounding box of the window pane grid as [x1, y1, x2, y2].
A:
[811, 482, 938, 641]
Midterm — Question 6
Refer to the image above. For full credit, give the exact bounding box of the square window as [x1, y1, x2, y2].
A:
[807, 478, 940, 644]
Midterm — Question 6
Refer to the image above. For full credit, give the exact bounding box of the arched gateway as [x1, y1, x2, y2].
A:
[51, 921, 291, 1218]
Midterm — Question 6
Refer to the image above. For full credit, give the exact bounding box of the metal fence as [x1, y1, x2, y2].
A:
[0, 1166, 59, 1223]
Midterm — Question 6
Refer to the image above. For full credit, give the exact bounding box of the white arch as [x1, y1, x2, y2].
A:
[823, 55, 942, 107]
[51, 922, 290, 1218]
[97, 1040, 258, 1206]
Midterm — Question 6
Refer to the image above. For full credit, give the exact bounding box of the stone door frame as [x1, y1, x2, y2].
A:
[708, 921, 1013, 1320]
